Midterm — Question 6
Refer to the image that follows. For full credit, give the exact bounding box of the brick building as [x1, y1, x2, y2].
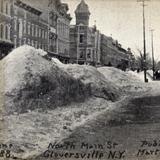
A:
[0, 0, 71, 62]
[69, 0, 101, 65]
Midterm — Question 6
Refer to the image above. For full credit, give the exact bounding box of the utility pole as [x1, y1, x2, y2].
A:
[137, 0, 150, 83]
[150, 29, 155, 79]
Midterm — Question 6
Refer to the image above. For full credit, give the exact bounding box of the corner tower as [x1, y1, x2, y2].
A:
[75, 0, 90, 26]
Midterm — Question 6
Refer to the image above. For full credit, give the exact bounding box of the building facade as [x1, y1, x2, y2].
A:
[57, 3, 72, 63]
[70, 0, 136, 68]
[69, 0, 101, 65]
[0, 0, 71, 61]
[12, 0, 49, 52]
[0, 0, 14, 59]
[100, 34, 136, 70]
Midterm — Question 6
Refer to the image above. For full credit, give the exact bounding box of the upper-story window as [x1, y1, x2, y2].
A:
[0, 0, 3, 13]
[27, 39, 30, 45]
[24, 11, 27, 19]
[14, 17, 17, 31]
[41, 29, 43, 38]
[79, 34, 84, 43]
[35, 25, 38, 37]
[79, 50, 84, 58]
[31, 40, 34, 46]
[19, 39, 21, 46]
[0, 24, 4, 39]
[5, 25, 8, 40]
[32, 24, 34, 37]
[18, 19, 23, 38]
[38, 28, 41, 37]
[35, 41, 38, 48]
[28, 22, 30, 35]
[45, 31, 48, 39]
[5, 2, 8, 15]
[23, 20, 26, 34]
[23, 38, 26, 45]
[14, 35, 17, 48]
[87, 49, 91, 59]
[14, 6, 17, 15]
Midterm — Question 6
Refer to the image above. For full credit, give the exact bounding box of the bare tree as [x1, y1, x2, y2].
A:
[135, 49, 153, 71]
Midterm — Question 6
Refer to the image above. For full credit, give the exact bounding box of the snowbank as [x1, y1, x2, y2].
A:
[2, 46, 91, 114]
[2, 46, 120, 114]
[98, 67, 150, 93]
[60, 64, 121, 101]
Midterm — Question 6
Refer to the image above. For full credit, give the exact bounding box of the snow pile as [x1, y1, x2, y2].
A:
[60, 64, 121, 101]
[36, 49, 47, 56]
[2, 46, 91, 114]
[98, 67, 142, 84]
[51, 57, 65, 67]
[2, 46, 120, 114]
[98, 67, 150, 93]
[4, 97, 110, 159]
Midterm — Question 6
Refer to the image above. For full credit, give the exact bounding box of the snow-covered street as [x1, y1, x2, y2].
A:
[1, 46, 160, 159]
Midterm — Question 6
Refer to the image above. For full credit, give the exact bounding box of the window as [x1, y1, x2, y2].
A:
[79, 50, 84, 58]
[41, 29, 43, 38]
[35, 25, 38, 37]
[31, 40, 34, 46]
[28, 22, 30, 35]
[0, 0, 3, 13]
[79, 34, 84, 43]
[24, 11, 27, 19]
[39, 28, 41, 37]
[23, 38, 26, 44]
[8, 26, 10, 40]
[6, 2, 8, 15]
[87, 49, 91, 59]
[0, 24, 4, 39]
[44, 31, 46, 39]
[19, 39, 21, 46]
[41, 30, 43, 38]
[23, 20, 26, 34]
[18, 19, 23, 38]
[35, 41, 38, 48]
[14, 17, 17, 31]
[27, 39, 30, 45]
[43, 30, 45, 39]
[14, 36, 17, 48]
[32, 24, 34, 36]
[14, 6, 18, 15]
[5, 25, 8, 40]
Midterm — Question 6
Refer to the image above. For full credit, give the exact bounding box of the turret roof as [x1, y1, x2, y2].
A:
[75, 0, 90, 14]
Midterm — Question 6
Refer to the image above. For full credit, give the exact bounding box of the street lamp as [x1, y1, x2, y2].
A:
[150, 29, 155, 79]
[137, 0, 150, 83]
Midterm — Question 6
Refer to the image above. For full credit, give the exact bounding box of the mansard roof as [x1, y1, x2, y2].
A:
[75, 0, 90, 15]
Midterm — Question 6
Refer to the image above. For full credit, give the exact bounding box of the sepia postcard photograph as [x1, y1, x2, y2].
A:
[0, 0, 160, 159]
